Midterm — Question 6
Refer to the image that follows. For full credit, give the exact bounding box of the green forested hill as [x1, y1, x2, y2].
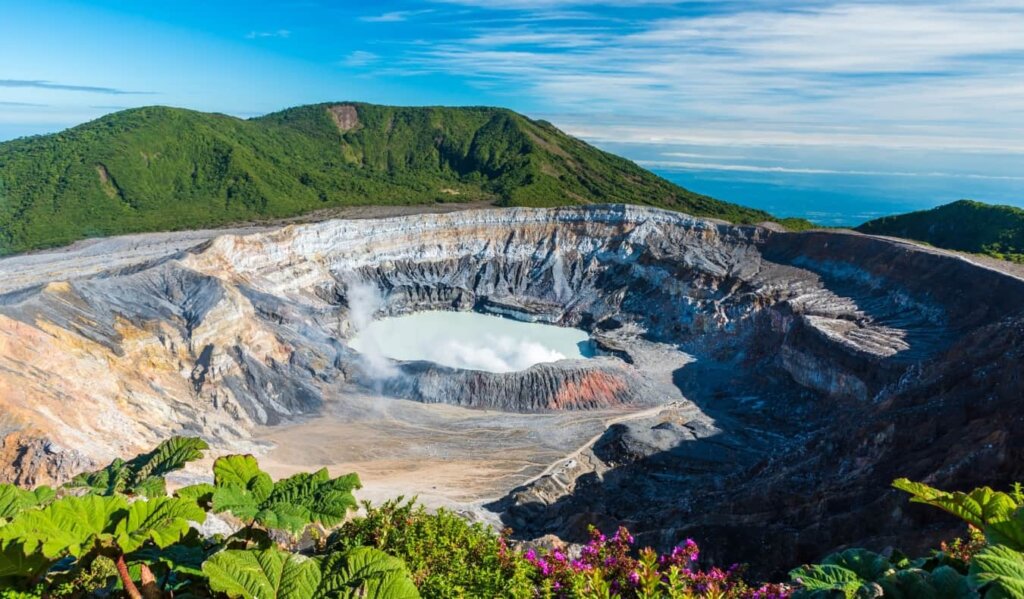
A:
[857, 199, 1024, 263]
[0, 102, 771, 254]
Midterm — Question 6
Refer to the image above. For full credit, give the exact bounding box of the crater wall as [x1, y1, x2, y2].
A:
[0, 205, 1021, 573]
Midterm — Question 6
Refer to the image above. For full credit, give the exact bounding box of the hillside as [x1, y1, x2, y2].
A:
[0, 102, 771, 254]
[857, 199, 1024, 263]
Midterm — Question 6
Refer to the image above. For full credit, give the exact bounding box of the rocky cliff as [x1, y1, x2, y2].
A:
[1, 205, 1021, 573]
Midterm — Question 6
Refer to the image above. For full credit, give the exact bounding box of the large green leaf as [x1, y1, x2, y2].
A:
[213, 455, 274, 502]
[823, 549, 892, 582]
[254, 503, 315, 536]
[929, 566, 979, 599]
[68, 436, 209, 497]
[877, 568, 978, 599]
[212, 458, 360, 535]
[790, 563, 864, 598]
[0, 540, 50, 586]
[316, 547, 420, 599]
[212, 455, 275, 521]
[129, 542, 207, 578]
[204, 548, 323, 599]
[0, 484, 54, 522]
[132, 436, 210, 481]
[0, 494, 127, 558]
[987, 510, 1024, 552]
[113, 496, 206, 553]
[213, 484, 264, 522]
[258, 469, 361, 533]
[175, 483, 216, 508]
[969, 544, 1024, 598]
[893, 479, 1019, 529]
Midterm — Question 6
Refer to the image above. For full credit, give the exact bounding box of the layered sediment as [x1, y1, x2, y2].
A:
[1, 204, 1022, 575]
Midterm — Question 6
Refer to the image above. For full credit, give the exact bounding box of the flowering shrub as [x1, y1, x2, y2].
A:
[940, 525, 987, 565]
[521, 526, 792, 599]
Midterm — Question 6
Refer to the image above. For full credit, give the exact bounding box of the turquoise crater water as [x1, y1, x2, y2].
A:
[349, 311, 595, 373]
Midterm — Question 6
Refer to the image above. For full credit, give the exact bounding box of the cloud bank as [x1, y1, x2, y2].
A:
[405, 1, 1024, 154]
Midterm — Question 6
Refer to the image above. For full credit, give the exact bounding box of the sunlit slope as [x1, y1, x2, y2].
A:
[858, 199, 1024, 263]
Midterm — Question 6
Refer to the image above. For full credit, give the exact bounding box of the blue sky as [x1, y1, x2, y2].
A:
[2, 0, 1023, 223]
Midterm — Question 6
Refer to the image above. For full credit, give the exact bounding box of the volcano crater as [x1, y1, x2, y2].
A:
[1, 205, 1023, 575]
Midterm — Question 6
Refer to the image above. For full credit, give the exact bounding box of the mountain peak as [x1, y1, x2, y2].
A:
[0, 102, 770, 255]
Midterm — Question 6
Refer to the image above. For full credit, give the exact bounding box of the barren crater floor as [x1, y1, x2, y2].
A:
[1, 205, 1023, 576]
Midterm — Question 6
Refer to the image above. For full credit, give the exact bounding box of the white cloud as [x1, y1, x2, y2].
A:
[466, 30, 604, 48]
[640, 160, 1024, 181]
[359, 10, 434, 23]
[342, 51, 380, 68]
[245, 29, 291, 39]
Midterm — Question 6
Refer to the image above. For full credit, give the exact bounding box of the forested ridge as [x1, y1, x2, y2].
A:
[0, 103, 774, 255]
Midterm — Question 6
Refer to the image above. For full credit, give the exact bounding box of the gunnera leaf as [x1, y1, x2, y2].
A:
[315, 547, 420, 599]
[203, 548, 322, 599]
[893, 479, 1019, 530]
[969, 544, 1024, 598]
[113, 496, 206, 553]
[67, 436, 209, 497]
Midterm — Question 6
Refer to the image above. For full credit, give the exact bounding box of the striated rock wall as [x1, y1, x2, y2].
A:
[368, 358, 660, 411]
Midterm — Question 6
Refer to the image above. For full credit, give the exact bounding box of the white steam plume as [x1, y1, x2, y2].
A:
[345, 281, 400, 380]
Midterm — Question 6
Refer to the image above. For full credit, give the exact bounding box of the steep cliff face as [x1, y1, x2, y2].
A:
[0, 205, 1021, 573]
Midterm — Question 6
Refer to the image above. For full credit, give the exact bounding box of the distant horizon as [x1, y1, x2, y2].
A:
[4, 0, 1023, 224]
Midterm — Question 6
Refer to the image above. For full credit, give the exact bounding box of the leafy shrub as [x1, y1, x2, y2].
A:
[329, 498, 534, 598]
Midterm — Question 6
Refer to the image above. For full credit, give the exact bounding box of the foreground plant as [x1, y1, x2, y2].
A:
[0, 493, 204, 597]
[3, 436, 1023, 599]
[0, 438, 409, 598]
[788, 479, 1024, 598]
[329, 498, 534, 598]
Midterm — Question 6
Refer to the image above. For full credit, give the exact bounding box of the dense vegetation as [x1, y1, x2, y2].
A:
[0, 438, 1021, 598]
[857, 200, 1024, 263]
[0, 103, 777, 255]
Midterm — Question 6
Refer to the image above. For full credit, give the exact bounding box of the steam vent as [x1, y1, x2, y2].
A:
[2, 205, 1022, 574]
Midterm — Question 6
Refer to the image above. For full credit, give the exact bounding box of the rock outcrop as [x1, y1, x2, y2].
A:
[1, 204, 1022, 576]
[369, 358, 660, 411]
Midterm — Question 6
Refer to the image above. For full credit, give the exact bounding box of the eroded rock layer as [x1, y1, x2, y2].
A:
[1, 204, 1022, 575]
